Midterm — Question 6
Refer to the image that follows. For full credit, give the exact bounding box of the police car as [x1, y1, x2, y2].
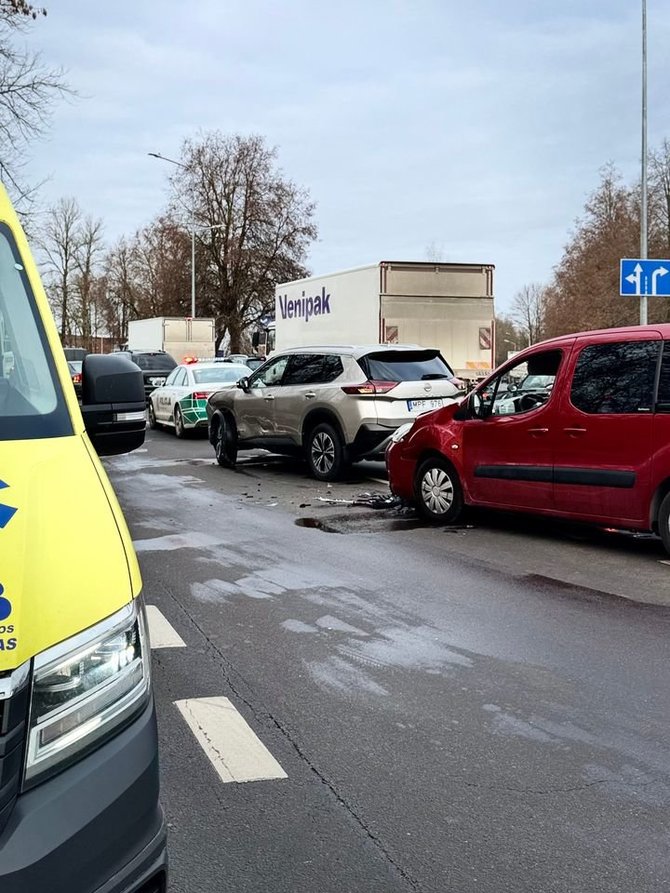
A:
[148, 360, 252, 437]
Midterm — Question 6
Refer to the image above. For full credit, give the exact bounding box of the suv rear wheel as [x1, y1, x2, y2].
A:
[306, 422, 347, 482]
[414, 457, 463, 523]
[215, 415, 238, 468]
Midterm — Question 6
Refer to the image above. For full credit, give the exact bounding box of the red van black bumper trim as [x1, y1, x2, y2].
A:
[475, 465, 636, 488]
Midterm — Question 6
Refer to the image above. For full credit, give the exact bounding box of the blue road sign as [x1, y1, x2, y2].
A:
[620, 258, 670, 297]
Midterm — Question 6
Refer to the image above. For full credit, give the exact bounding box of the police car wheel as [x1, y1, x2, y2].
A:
[174, 406, 186, 438]
[215, 417, 238, 468]
[148, 402, 157, 429]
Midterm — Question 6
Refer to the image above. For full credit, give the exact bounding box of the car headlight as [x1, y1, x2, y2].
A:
[24, 599, 150, 787]
[391, 422, 414, 444]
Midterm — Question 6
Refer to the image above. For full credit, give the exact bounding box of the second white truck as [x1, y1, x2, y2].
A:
[126, 317, 216, 362]
[273, 261, 495, 380]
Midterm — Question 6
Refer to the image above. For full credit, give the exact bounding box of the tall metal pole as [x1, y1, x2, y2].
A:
[191, 229, 196, 317]
[640, 0, 648, 325]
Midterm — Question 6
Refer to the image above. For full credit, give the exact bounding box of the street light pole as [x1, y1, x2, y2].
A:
[640, 0, 648, 325]
[191, 230, 196, 318]
[148, 152, 197, 317]
[148, 152, 227, 320]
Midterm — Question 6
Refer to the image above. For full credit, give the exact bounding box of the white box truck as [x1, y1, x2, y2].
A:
[274, 261, 495, 380]
[126, 317, 216, 362]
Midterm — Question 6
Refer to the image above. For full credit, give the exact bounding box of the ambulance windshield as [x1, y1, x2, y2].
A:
[0, 224, 70, 439]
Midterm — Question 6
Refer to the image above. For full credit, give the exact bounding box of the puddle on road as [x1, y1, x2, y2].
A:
[295, 517, 341, 533]
[295, 513, 433, 535]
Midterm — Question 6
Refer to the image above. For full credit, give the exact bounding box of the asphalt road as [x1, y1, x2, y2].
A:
[105, 430, 670, 893]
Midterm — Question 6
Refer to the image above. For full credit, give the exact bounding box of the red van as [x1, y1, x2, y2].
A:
[386, 324, 670, 552]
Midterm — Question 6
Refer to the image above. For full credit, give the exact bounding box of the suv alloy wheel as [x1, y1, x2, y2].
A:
[307, 422, 346, 482]
[215, 416, 238, 468]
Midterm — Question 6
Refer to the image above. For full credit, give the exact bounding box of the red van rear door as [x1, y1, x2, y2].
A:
[552, 333, 660, 525]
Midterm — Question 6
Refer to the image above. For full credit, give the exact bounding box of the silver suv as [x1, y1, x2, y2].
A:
[206, 345, 462, 480]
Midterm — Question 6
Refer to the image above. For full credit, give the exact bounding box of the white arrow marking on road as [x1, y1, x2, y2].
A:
[146, 605, 186, 648]
[176, 697, 288, 784]
[625, 262, 644, 295]
[652, 266, 669, 296]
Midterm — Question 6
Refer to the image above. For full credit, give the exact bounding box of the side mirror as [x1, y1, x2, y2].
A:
[237, 376, 251, 392]
[81, 355, 146, 456]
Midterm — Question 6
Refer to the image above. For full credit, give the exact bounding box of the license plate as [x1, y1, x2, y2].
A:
[407, 398, 444, 413]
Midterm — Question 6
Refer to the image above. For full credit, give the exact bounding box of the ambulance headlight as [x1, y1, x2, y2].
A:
[24, 599, 150, 787]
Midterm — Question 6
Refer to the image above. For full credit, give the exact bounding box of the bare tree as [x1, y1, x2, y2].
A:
[169, 132, 317, 351]
[0, 1, 69, 201]
[494, 314, 522, 366]
[649, 139, 670, 255]
[511, 283, 546, 345]
[70, 214, 104, 349]
[38, 197, 81, 339]
[424, 241, 445, 262]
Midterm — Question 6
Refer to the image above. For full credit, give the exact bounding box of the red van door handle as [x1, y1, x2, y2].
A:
[564, 427, 586, 436]
[528, 427, 549, 436]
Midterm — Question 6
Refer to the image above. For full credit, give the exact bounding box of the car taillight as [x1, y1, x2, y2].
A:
[192, 391, 208, 400]
[72, 373, 82, 385]
[341, 380, 398, 395]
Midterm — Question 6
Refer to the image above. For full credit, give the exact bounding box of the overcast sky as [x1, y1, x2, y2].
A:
[24, 0, 670, 312]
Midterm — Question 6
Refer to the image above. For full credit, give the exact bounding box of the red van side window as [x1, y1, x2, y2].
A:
[570, 341, 659, 414]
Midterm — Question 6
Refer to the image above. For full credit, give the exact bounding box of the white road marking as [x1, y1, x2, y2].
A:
[145, 605, 186, 648]
[175, 696, 288, 784]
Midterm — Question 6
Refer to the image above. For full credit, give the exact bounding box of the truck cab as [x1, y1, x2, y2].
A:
[0, 185, 167, 892]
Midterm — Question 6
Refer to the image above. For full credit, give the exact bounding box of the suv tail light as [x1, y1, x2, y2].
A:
[72, 373, 82, 385]
[342, 380, 398, 395]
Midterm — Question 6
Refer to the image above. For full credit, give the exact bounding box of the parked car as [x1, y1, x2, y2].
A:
[492, 373, 554, 415]
[386, 324, 670, 553]
[150, 361, 252, 437]
[224, 353, 249, 365]
[207, 345, 464, 480]
[111, 349, 177, 401]
[67, 359, 83, 399]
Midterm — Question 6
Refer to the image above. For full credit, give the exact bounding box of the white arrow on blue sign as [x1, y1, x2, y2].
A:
[620, 258, 670, 297]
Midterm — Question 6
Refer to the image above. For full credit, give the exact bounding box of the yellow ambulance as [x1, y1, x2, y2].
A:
[0, 185, 167, 891]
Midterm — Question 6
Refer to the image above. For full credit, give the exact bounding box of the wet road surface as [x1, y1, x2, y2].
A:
[106, 431, 670, 893]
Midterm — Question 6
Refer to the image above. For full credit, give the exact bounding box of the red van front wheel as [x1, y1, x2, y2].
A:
[414, 457, 463, 524]
[658, 492, 670, 556]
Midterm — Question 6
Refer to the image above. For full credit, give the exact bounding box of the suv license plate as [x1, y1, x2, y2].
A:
[407, 398, 444, 413]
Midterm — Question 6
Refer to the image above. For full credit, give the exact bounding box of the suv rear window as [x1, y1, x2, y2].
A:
[358, 350, 453, 382]
[132, 353, 177, 371]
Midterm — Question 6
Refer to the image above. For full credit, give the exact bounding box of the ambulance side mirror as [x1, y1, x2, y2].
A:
[81, 355, 146, 456]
